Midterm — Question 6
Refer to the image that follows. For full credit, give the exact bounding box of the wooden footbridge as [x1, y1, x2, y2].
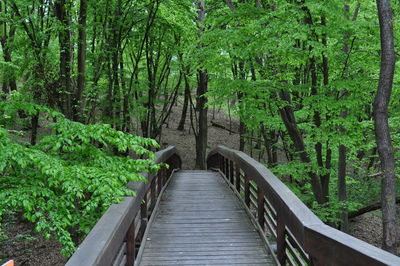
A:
[66, 146, 400, 266]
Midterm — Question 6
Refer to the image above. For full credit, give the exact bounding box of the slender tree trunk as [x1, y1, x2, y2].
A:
[239, 119, 246, 151]
[338, 1, 353, 233]
[55, 0, 73, 118]
[374, 0, 397, 254]
[194, 0, 208, 169]
[195, 69, 208, 169]
[30, 113, 39, 145]
[338, 144, 348, 231]
[1, 22, 17, 93]
[73, 0, 88, 122]
[278, 90, 324, 204]
[177, 73, 190, 131]
[320, 16, 332, 204]
[238, 92, 246, 151]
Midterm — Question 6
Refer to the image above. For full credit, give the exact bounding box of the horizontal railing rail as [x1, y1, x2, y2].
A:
[207, 145, 400, 266]
[66, 146, 181, 266]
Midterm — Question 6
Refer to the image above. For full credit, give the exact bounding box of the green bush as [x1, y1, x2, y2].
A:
[0, 109, 159, 256]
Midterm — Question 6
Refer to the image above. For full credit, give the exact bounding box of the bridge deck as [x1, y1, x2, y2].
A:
[137, 170, 273, 266]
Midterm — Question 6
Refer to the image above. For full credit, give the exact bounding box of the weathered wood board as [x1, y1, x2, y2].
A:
[138, 170, 273, 266]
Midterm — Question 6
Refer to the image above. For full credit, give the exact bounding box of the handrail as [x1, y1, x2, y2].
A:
[66, 146, 181, 266]
[207, 145, 400, 266]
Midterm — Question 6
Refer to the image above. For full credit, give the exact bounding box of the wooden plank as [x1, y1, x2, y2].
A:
[138, 170, 272, 266]
[141, 255, 270, 262]
[142, 246, 265, 252]
[148, 228, 257, 234]
[141, 250, 266, 256]
[140, 257, 271, 265]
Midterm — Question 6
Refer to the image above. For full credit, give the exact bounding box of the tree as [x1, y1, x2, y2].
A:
[73, 0, 88, 122]
[55, 0, 73, 118]
[0, 0, 17, 94]
[374, 0, 397, 254]
[194, 0, 208, 169]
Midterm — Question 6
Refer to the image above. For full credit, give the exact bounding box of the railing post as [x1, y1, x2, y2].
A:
[221, 156, 225, 173]
[140, 192, 148, 236]
[157, 170, 162, 195]
[126, 221, 135, 265]
[150, 178, 156, 211]
[235, 165, 240, 192]
[244, 175, 250, 207]
[225, 158, 229, 177]
[162, 167, 167, 186]
[257, 187, 265, 230]
[229, 160, 234, 184]
[277, 214, 286, 265]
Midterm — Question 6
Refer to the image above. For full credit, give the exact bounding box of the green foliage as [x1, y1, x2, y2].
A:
[203, 0, 400, 224]
[0, 103, 159, 256]
[312, 199, 361, 224]
[2, 0, 400, 241]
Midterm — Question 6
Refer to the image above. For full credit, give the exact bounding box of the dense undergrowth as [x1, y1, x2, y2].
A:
[0, 97, 160, 256]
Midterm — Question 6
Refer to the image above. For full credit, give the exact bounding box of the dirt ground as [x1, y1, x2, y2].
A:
[160, 103, 241, 169]
[0, 214, 65, 265]
[1, 102, 398, 265]
[349, 207, 400, 255]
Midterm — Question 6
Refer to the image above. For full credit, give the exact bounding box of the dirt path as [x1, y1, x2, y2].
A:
[160, 103, 241, 169]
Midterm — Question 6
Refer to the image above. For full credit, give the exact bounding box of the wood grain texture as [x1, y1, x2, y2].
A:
[138, 170, 273, 266]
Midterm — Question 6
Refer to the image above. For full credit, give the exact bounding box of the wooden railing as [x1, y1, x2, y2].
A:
[207, 145, 400, 266]
[66, 146, 181, 266]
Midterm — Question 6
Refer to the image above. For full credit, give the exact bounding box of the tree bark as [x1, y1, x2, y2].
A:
[177, 73, 190, 131]
[195, 69, 208, 169]
[0, 5, 17, 94]
[374, 0, 397, 254]
[73, 0, 88, 122]
[55, 0, 73, 118]
[337, 1, 354, 233]
[194, 0, 208, 169]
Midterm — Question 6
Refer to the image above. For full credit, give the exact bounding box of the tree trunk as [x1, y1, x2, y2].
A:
[338, 144, 348, 232]
[73, 0, 87, 122]
[177, 73, 190, 131]
[238, 92, 246, 151]
[195, 69, 208, 169]
[194, 0, 208, 169]
[337, 1, 353, 233]
[278, 90, 324, 204]
[0, 23, 17, 93]
[374, 0, 397, 254]
[30, 112, 39, 146]
[55, 0, 73, 118]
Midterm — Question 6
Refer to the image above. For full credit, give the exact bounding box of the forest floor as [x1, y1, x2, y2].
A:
[1, 101, 398, 265]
